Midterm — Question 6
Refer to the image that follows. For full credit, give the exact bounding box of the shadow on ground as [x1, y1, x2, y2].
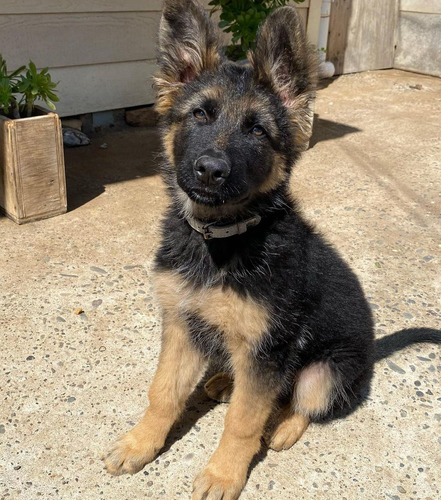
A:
[310, 115, 361, 148]
[64, 127, 162, 212]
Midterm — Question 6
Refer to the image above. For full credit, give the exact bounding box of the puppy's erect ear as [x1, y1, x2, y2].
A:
[249, 7, 317, 149]
[155, 0, 222, 115]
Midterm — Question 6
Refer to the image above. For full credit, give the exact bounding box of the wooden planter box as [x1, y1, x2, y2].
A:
[0, 107, 66, 224]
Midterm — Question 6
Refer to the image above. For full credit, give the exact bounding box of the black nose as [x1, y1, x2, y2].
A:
[194, 155, 231, 187]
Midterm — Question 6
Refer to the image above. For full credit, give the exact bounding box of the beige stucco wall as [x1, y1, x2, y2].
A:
[0, 0, 312, 117]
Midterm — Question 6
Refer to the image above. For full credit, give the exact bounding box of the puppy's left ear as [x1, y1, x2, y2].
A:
[155, 0, 222, 115]
[249, 7, 317, 149]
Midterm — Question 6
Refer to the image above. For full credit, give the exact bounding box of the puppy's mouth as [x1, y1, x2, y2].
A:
[188, 187, 250, 207]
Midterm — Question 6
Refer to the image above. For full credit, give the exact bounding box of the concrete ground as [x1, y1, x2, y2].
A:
[1, 69, 440, 500]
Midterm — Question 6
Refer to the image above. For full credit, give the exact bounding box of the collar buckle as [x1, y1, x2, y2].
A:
[202, 225, 214, 240]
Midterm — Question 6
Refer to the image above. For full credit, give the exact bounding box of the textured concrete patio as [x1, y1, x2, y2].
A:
[1, 69, 440, 499]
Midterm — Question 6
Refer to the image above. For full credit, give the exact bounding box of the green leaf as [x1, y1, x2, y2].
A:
[209, 0, 293, 60]
[17, 80, 30, 92]
[9, 65, 26, 79]
[46, 91, 59, 102]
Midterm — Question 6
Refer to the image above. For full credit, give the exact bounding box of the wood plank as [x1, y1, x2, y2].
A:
[306, 0, 322, 47]
[394, 12, 441, 77]
[401, 0, 441, 14]
[0, 12, 160, 69]
[328, 0, 399, 75]
[298, 8, 308, 31]
[327, 0, 352, 75]
[0, 118, 19, 218]
[15, 114, 66, 221]
[49, 61, 158, 116]
[0, 1, 163, 14]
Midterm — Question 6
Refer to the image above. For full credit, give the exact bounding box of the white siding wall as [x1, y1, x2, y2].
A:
[0, 0, 311, 117]
[394, 0, 441, 77]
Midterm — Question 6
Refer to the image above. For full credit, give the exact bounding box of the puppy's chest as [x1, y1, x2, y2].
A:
[154, 270, 270, 351]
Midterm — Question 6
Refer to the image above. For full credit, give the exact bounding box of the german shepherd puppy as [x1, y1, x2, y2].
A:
[104, 0, 375, 498]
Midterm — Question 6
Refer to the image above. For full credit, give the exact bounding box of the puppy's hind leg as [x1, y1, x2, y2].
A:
[204, 372, 233, 403]
[266, 408, 310, 451]
[104, 313, 206, 475]
[267, 361, 337, 451]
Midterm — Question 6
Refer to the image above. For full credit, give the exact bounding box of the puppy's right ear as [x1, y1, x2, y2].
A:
[155, 0, 222, 115]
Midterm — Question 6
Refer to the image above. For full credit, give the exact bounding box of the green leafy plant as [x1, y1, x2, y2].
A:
[209, 0, 306, 60]
[0, 54, 59, 119]
[0, 55, 25, 119]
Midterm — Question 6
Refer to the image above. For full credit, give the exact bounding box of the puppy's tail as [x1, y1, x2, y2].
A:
[374, 328, 441, 362]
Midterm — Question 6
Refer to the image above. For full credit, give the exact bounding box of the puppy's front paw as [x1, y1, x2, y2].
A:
[192, 465, 245, 500]
[103, 426, 160, 476]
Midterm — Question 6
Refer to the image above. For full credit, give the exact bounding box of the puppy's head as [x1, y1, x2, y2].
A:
[155, 0, 317, 219]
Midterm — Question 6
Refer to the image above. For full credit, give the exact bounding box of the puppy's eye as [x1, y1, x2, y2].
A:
[193, 108, 206, 120]
[251, 125, 265, 136]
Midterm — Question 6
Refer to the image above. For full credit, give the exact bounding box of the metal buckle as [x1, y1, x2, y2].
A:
[202, 224, 214, 240]
[236, 221, 248, 234]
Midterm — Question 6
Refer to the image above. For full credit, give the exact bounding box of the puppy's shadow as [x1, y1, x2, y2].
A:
[160, 381, 217, 455]
[160, 362, 224, 455]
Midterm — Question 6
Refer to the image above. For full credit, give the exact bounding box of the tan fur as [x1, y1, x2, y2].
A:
[294, 361, 336, 416]
[265, 362, 335, 452]
[266, 408, 309, 451]
[162, 123, 179, 166]
[262, 362, 336, 454]
[154, 77, 184, 116]
[215, 130, 230, 149]
[288, 97, 315, 152]
[154, 269, 270, 350]
[193, 366, 276, 500]
[154, 269, 275, 499]
[104, 311, 206, 476]
[258, 152, 288, 194]
[181, 85, 224, 115]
